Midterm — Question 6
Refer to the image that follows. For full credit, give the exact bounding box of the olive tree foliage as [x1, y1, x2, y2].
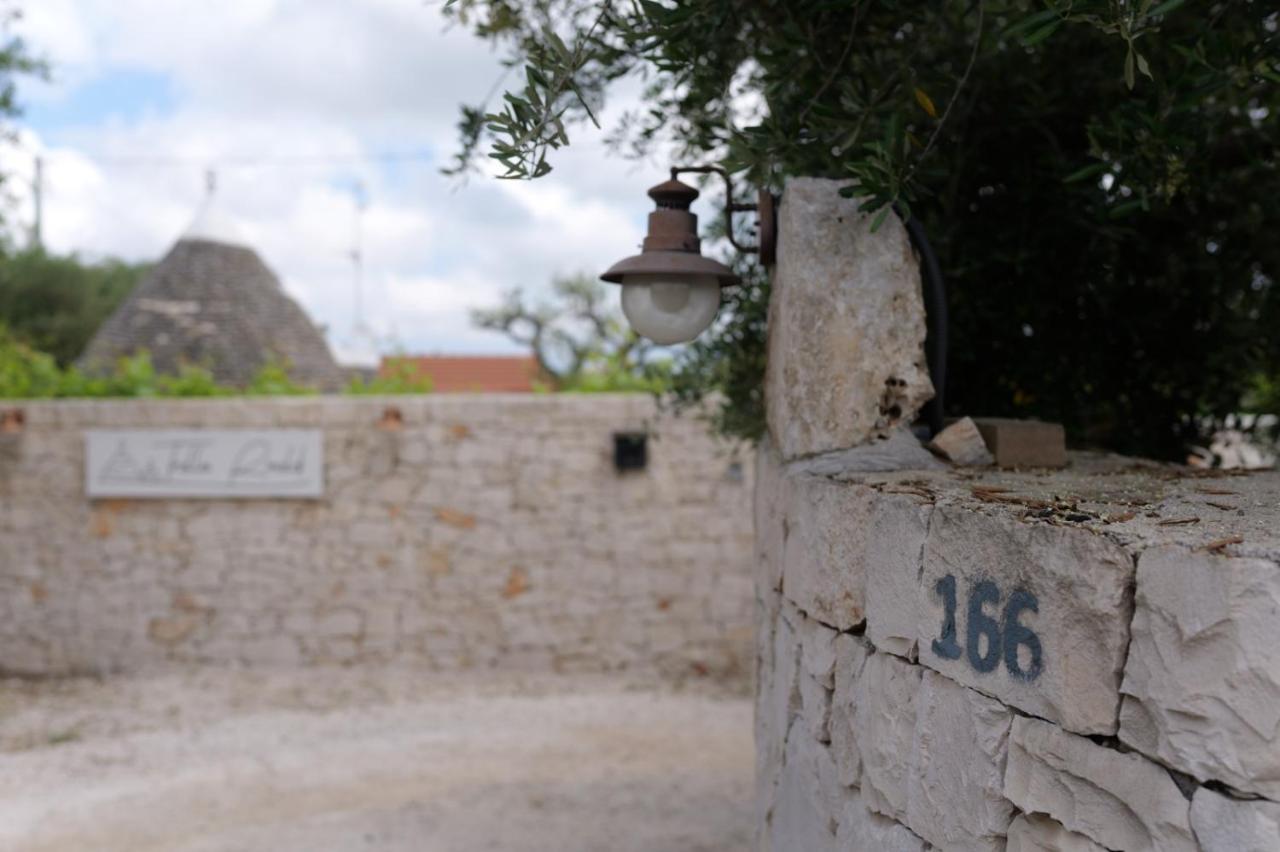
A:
[0, 8, 136, 369]
[0, 6, 42, 130]
[444, 0, 1278, 457]
[0, 4, 47, 239]
[471, 274, 660, 390]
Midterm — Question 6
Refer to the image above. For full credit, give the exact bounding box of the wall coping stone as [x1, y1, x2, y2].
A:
[807, 450, 1280, 562]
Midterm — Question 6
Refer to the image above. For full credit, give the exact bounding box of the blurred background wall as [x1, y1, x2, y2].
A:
[0, 394, 753, 680]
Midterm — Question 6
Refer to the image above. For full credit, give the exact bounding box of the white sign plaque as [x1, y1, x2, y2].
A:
[85, 429, 323, 498]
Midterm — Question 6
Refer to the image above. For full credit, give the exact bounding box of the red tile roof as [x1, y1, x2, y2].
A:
[382, 355, 546, 393]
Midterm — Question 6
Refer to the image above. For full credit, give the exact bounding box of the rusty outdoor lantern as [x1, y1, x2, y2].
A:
[601, 165, 776, 345]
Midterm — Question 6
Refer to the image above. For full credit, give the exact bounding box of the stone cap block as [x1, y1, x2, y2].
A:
[927, 416, 994, 467]
[832, 452, 1280, 565]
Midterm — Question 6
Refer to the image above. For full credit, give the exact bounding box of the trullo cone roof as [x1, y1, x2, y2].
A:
[80, 206, 345, 391]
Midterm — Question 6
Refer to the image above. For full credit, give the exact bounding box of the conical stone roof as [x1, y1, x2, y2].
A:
[80, 221, 345, 391]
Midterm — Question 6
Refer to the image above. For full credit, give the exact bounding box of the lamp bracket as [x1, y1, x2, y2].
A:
[671, 165, 777, 266]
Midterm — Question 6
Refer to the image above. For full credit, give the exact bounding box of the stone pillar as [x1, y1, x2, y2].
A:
[765, 178, 933, 462]
[755, 177, 938, 851]
[754, 179, 1280, 851]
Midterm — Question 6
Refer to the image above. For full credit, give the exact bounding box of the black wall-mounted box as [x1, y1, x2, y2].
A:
[613, 432, 648, 472]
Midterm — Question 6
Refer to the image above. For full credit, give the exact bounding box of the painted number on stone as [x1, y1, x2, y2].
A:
[931, 575, 1043, 682]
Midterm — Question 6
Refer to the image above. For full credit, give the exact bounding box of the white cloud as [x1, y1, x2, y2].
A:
[12, 0, 682, 362]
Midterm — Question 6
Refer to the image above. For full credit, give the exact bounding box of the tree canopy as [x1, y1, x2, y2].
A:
[472, 273, 667, 391]
[0, 4, 46, 238]
[445, 0, 1278, 458]
[0, 250, 146, 365]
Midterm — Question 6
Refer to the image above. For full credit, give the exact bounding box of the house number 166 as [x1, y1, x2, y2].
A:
[931, 574, 1043, 682]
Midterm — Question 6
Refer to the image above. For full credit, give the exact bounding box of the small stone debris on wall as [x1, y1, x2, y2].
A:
[0, 395, 754, 678]
[755, 446, 1280, 852]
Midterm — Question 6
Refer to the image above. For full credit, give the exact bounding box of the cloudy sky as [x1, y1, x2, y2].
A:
[12, 0, 670, 364]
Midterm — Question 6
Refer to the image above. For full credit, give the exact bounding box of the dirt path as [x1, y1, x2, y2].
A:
[0, 670, 753, 852]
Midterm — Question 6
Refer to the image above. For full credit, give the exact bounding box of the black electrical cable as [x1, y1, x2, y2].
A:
[899, 209, 948, 438]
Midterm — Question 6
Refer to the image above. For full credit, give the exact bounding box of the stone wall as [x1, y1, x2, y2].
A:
[755, 178, 1280, 850]
[0, 395, 754, 678]
[756, 454, 1280, 851]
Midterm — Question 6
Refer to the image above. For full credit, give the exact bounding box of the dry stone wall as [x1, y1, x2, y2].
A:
[0, 395, 753, 678]
[756, 176, 1280, 850]
[756, 452, 1280, 851]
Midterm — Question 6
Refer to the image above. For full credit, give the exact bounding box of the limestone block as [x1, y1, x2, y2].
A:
[1119, 546, 1280, 799]
[1003, 716, 1197, 852]
[315, 608, 364, 639]
[800, 673, 832, 744]
[765, 177, 933, 460]
[795, 609, 838, 743]
[855, 650, 923, 821]
[836, 794, 931, 852]
[769, 719, 846, 852]
[363, 604, 398, 641]
[851, 651, 1012, 849]
[754, 441, 787, 596]
[829, 633, 871, 787]
[1006, 813, 1106, 852]
[315, 636, 360, 664]
[927, 417, 994, 467]
[919, 506, 1135, 735]
[1190, 787, 1280, 852]
[781, 474, 874, 631]
[864, 492, 933, 659]
[906, 670, 1014, 851]
[238, 635, 302, 667]
[757, 602, 802, 835]
[798, 610, 839, 686]
[147, 613, 202, 645]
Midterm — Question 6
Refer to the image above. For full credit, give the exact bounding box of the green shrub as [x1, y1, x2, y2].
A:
[0, 250, 145, 366]
[0, 326, 69, 398]
[345, 360, 433, 395]
[560, 352, 670, 394]
[0, 336, 324, 399]
[245, 359, 316, 396]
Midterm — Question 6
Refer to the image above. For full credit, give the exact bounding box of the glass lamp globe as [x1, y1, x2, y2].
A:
[620, 273, 721, 345]
[601, 175, 741, 344]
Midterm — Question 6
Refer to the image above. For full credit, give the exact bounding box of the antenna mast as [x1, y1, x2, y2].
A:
[32, 155, 44, 250]
[351, 181, 368, 334]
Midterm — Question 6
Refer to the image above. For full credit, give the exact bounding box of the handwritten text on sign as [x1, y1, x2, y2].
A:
[85, 430, 323, 498]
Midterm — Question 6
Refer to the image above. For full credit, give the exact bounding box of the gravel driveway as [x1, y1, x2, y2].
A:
[0, 669, 753, 852]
